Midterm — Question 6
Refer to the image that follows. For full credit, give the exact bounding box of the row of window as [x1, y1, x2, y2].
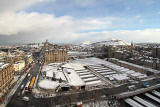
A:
[0, 76, 13, 87]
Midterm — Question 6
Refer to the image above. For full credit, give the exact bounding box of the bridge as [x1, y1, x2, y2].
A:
[115, 84, 160, 99]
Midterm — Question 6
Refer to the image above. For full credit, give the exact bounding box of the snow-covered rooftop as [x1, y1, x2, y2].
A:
[42, 63, 66, 81]
[110, 58, 159, 74]
[0, 62, 9, 69]
[63, 68, 85, 86]
[73, 57, 148, 80]
[42, 62, 86, 87]
[38, 79, 59, 90]
[112, 74, 129, 81]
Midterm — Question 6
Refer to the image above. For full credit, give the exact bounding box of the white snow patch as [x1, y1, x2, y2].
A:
[38, 79, 59, 90]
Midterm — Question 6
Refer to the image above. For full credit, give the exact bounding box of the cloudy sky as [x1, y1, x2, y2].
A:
[0, 0, 160, 44]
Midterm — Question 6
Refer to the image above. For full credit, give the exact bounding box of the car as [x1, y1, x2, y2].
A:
[128, 85, 135, 90]
[21, 84, 24, 89]
[22, 96, 30, 102]
[142, 82, 149, 87]
[28, 74, 30, 77]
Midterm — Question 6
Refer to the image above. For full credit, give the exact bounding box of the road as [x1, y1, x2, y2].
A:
[7, 62, 40, 107]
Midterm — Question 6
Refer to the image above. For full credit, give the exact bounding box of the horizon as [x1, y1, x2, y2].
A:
[1, 38, 160, 46]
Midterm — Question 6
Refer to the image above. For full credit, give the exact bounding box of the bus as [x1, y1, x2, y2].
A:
[25, 81, 30, 91]
[28, 77, 36, 91]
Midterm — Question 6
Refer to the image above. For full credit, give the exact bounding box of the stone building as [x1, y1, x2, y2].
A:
[0, 62, 14, 99]
[109, 58, 159, 76]
[0, 51, 7, 57]
[152, 47, 160, 58]
[25, 54, 33, 65]
[13, 60, 25, 74]
[44, 40, 68, 64]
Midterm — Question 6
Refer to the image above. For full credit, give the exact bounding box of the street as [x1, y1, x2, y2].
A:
[7, 62, 40, 107]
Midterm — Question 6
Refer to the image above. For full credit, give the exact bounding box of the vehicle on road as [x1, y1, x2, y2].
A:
[28, 76, 36, 92]
[22, 89, 25, 95]
[128, 85, 136, 90]
[142, 82, 149, 87]
[21, 84, 24, 89]
[28, 73, 30, 77]
[25, 81, 30, 91]
[22, 96, 30, 102]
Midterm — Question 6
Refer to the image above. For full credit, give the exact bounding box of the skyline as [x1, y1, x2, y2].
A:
[0, 0, 160, 44]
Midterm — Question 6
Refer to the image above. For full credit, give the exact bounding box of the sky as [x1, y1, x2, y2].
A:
[0, 0, 160, 45]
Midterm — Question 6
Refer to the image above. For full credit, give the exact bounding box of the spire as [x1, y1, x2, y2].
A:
[46, 39, 48, 43]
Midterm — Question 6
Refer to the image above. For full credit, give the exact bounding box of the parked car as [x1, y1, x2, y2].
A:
[142, 82, 149, 87]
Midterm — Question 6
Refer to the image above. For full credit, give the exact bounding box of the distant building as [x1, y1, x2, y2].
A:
[109, 58, 159, 76]
[0, 51, 7, 57]
[0, 62, 14, 99]
[13, 60, 25, 74]
[25, 54, 33, 65]
[44, 40, 68, 64]
[152, 47, 160, 58]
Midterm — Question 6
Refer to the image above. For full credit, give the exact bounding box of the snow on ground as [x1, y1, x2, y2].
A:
[38, 79, 59, 90]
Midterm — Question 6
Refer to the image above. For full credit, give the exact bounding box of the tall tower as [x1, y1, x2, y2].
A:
[44, 40, 49, 50]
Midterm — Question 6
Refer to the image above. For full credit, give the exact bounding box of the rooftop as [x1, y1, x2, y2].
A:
[0, 62, 9, 70]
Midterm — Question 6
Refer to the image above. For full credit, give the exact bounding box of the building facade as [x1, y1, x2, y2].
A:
[25, 55, 33, 65]
[44, 40, 68, 64]
[0, 51, 7, 57]
[152, 47, 160, 58]
[13, 60, 25, 73]
[0, 62, 14, 99]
